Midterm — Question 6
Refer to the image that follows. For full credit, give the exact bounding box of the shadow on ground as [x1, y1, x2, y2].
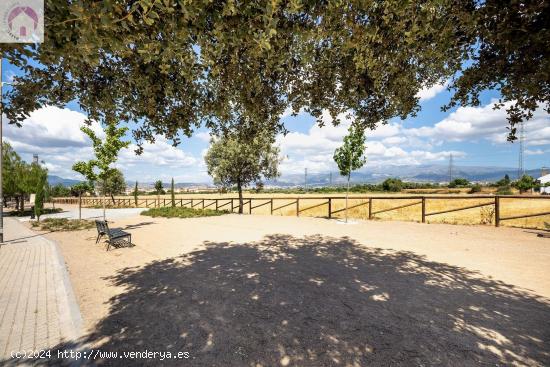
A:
[14, 235, 550, 366]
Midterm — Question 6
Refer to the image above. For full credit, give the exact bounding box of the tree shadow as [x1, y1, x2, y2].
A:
[18, 235, 550, 366]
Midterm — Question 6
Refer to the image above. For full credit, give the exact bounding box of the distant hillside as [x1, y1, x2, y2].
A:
[47, 175, 82, 187]
[269, 165, 541, 187]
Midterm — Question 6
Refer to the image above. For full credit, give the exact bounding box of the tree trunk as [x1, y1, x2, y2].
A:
[345, 174, 350, 223]
[237, 182, 243, 214]
[111, 193, 115, 205]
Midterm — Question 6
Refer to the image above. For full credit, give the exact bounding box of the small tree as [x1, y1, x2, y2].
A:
[33, 168, 48, 222]
[515, 175, 536, 194]
[382, 178, 403, 192]
[205, 133, 280, 214]
[333, 125, 367, 222]
[133, 181, 139, 207]
[449, 178, 470, 188]
[171, 178, 175, 207]
[154, 180, 163, 207]
[96, 169, 126, 204]
[73, 123, 130, 220]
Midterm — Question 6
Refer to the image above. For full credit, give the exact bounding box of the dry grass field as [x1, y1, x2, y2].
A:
[62, 192, 550, 229]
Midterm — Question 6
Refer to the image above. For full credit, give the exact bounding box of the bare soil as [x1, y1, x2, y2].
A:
[40, 209, 550, 366]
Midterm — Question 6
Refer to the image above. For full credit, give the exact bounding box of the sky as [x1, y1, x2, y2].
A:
[3, 61, 550, 183]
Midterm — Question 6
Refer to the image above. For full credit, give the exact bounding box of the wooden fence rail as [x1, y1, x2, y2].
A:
[51, 195, 550, 227]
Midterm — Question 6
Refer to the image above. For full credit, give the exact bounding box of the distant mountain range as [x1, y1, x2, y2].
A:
[48, 165, 544, 188]
[47, 175, 82, 187]
[269, 165, 542, 187]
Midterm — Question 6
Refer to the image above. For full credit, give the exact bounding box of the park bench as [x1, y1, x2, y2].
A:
[95, 220, 132, 251]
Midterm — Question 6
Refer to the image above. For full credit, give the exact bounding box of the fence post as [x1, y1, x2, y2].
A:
[495, 196, 500, 227]
[421, 197, 426, 223]
[216, 199, 218, 211]
[202, 200, 204, 209]
[368, 198, 373, 219]
[328, 198, 332, 218]
[249, 200, 252, 214]
[296, 199, 300, 217]
[270, 199, 273, 215]
[231, 199, 234, 213]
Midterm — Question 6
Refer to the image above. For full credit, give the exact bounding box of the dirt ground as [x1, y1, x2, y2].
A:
[37, 207, 550, 366]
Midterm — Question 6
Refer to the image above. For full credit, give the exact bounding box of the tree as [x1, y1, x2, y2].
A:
[496, 174, 511, 187]
[515, 175, 536, 194]
[34, 170, 47, 222]
[154, 180, 163, 207]
[205, 133, 280, 214]
[449, 178, 470, 188]
[96, 169, 126, 204]
[2, 142, 23, 208]
[3, 2, 547, 145]
[382, 178, 403, 192]
[72, 124, 130, 220]
[333, 125, 367, 222]
[50, 183, 71, 197]
[71, 182, 93, 220]
[170, 178, 175, 208]
[133, 181, 139, 207]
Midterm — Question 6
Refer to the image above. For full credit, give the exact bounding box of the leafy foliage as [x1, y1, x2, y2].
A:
[171, 178, 175, 207]
[514, 175, 536, 193]
[205, 132, 280, 213]
[72, 124, 130, 184]
[2, 1, 546, 144]
[96, 169, 127, 202]
[382, 178, 404, 192]
[141, 207, 228, 218]
[134, 181, 139, 206]
[34, 169, 47, 221]
[333, 125, 367, 179]
[449, 178, 471, 188]
[154, 180, 164, 195]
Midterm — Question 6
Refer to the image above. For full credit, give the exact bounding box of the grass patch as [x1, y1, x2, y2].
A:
[31, 218, 95, 231]
[141, 206, 228, 218]
[9, 207, 63, 217]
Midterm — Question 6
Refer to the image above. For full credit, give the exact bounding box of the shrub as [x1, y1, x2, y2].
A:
[31, 218, 95, 231]
[141, 207, 228, 218]
[469, 184, 482, 193]
[382, 178, 403, 192]
[496, 186, 513, 195]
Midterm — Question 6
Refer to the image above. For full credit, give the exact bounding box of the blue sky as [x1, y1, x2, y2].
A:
[3, 60, 549, 183]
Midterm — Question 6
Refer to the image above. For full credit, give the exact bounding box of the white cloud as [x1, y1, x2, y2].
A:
[119, 136, 197, 168]
[525, 149, 545, 156]
[405, 100, 550, 146]
[277, 110, 465, 174]
[416, 81, 448, 101]
[195, 131, 211, 142]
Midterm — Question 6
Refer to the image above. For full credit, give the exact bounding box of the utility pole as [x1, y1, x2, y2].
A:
[448, 153, 454, 183]
[518, 121, 525, 179]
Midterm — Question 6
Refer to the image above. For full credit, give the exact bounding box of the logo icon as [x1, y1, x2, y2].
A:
[1, 0, 43, 43]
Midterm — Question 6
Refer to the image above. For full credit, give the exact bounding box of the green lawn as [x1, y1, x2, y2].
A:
[140, 206, 229, 218]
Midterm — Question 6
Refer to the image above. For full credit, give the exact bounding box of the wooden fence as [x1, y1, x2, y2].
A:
[51, 195, 550, 227]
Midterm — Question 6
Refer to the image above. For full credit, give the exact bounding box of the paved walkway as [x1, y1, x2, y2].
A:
[16, 207, 144, 222]
[0, 217, 82, 363]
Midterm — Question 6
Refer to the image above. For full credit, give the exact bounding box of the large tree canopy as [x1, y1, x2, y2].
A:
[1, 1, 547, 145]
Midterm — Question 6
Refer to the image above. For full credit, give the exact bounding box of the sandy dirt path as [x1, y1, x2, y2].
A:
[42, 212, 550, 366]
